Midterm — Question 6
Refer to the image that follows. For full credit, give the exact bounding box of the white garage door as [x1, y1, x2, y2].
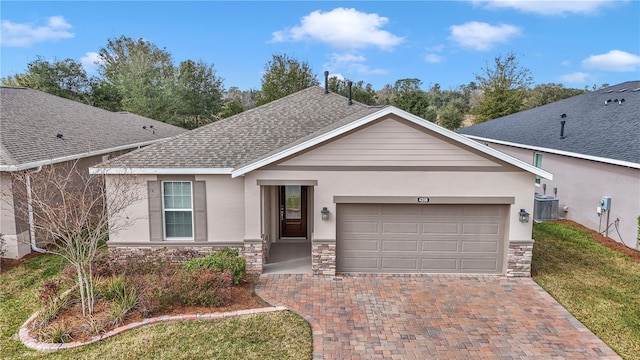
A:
[336, 204, 507, 274]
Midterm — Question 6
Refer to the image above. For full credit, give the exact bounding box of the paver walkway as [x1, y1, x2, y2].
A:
[256, 274, 620, 360]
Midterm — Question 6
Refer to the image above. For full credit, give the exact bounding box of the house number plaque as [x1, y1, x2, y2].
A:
[417, 197, 430, 203]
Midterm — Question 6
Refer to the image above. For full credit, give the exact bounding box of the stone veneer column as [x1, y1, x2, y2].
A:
[507, 240, 534, 277]
[243, 239, 263, 274]
[312, 239, 336, 276]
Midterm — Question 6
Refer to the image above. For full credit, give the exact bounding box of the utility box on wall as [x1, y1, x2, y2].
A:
[600, 196, 612, 211]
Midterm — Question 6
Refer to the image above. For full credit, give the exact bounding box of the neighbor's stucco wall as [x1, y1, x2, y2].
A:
[245, 169, 536, 245]
[489, 143, 640, 249]
[1, 172, 30, 258]
[107, 174, 246, 244]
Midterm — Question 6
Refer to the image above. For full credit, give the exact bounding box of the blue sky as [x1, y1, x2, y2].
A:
[1, 1, 639, 91]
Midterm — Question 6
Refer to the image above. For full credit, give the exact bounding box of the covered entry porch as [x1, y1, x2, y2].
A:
[259, 181, 315, 274]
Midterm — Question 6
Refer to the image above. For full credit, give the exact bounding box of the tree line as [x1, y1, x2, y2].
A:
[2, 36, 598, 130]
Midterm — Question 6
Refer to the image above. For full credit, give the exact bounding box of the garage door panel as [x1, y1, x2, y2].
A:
[420, 258, 458, 271]
[463, 223, 500, 235]
[382, 205, 420, 216]
[382, 257, 418, 270]
[422, 222, 460, 234]
[337, 204, 506, 274]
[339, 257, 379, 271]
[421, 206, 461, 216]
[460, 259, 499, 271]
[421, 240, 459, 252]
[342, 221, 379, 234]
[382, 239, 418, 251]
[463, 206, 502, 217]
[461, 241, 499, 253]
[341, 239, 379, 251]
[383, 222, 419, 234]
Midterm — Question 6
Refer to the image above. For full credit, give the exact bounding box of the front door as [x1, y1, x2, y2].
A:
[280, 186, 307, 238]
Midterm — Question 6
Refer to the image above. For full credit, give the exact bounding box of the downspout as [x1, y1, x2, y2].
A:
[26, 166, 46, 253]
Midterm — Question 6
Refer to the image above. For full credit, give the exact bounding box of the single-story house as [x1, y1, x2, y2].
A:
[0, 86, 187, 259]
[92, 84, 552, 277]
[458, 81, 639, 250]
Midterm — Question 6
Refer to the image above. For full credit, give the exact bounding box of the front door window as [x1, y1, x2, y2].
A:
[280, 186, 307, 238]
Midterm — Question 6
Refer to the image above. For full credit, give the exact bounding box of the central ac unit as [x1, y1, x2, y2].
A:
[533, 194, 559, 221]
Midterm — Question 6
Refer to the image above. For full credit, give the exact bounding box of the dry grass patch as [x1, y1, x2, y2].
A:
[532, 221, 640, 360]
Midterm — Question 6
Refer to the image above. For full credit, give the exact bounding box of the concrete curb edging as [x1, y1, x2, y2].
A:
[19, 305, 288, 352]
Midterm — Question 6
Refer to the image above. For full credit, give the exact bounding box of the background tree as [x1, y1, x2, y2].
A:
[98, 36, 176, 123]
[1, 56, 93, 104]
[255, 53, 319, 106]
[437, 99, 466, 130]
[327, 77, 377, 105]
[173, 60, 224, 129]
[10, 162, 142, 315]
[390, 78, 437, 122]
[523, 83, 588, 110]
[471, 53, 533, 123]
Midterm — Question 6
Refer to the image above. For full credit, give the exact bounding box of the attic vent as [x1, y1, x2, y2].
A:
[605, 90, 614, 93]
[633, 88, 640, 92]
[618, 98, 625, 104]
[618, 88, 627, 92]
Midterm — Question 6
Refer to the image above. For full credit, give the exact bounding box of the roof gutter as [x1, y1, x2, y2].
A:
[89, 167, 234, 175]
[0, 139, 169, 172]
[463, 135, 640, 170]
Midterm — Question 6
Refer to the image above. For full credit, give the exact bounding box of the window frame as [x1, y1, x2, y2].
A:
[533, 153, 543, 185]
[161, 180, 194, 241]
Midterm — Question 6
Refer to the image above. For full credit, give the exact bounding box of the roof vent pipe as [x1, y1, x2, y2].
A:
[348, 81, 353, 105]
[560, 120, 566, 139]
[324, 71, 329, 94]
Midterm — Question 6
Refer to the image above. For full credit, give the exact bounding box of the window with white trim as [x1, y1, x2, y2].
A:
[162, 181, 193, 240]
[533, 153, 543, 184]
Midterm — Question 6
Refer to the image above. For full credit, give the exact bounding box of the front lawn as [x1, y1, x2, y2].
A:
[532, 221, 640, 360]
[0, 254, 312, 360]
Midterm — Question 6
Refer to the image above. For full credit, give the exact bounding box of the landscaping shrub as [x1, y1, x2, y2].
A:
[97, 276, 127, 301]
[134, 268, 233, 316]
[183, 248, 246, 285]
[34, 321, 73, 343]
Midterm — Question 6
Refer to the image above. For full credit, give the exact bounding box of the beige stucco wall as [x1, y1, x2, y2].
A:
[246, 169, 536, 244]
[1, 172, 30, 258]
[488, 143, 640, 248]
[108, 174, 246, 244]
[106, 174, 155, 243]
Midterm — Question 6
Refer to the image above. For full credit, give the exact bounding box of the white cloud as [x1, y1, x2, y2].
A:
[449, 21, 521, 51]
[80, 52, 103, 73]
[425, 54, 445, 63]
[560, 72, 590, 83]
[0, 16, 74, 47]
[323, 52, 387, 75]
[271, 8, 404, 50]
[472, 0, 617, 16]
[561, 60, 572, 66]
[582, 50, 640, 72]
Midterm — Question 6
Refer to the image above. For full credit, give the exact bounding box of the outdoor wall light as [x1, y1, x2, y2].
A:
[519, 209, 530, 223]
[321, 207, 330, 221]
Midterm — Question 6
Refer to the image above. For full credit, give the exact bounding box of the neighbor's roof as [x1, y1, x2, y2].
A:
[0, 86, 187, 171]
[93, 86, 552, 180]
[458, 81, 640, 167]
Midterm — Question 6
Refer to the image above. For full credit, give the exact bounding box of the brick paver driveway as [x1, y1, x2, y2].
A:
[256, 274, 620, 360]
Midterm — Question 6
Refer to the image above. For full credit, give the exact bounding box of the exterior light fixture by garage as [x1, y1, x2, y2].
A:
[321, 207, 330, 221]
[519, 209, 530, 223]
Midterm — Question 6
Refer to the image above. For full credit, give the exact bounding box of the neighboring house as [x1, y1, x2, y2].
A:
[92, 85, 552, 277]
[458, 81, 639, 249]
[0, 86, 187, 259]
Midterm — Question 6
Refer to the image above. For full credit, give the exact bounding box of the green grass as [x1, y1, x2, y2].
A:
[533, 222, 640, 360]
[0, 254, 312, 360]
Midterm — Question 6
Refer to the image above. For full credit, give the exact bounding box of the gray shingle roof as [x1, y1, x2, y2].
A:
[0, 86, 187, 169]
[457, 81, 640, 164]
[100, 86, 383, 169]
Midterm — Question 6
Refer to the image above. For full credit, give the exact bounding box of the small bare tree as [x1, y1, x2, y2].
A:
[11, 161, 141, 315]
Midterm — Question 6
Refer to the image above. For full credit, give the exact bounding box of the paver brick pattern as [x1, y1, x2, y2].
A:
[256, 274, 620, 360]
